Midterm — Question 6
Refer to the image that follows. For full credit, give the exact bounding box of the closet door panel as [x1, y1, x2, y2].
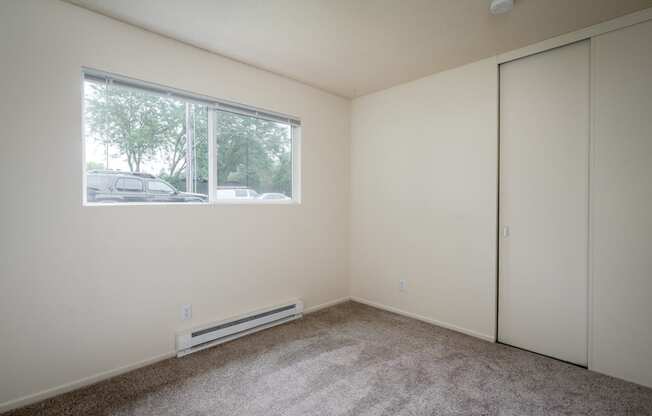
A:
[499, 40, 589, 366]
[592, 19, 652, 387]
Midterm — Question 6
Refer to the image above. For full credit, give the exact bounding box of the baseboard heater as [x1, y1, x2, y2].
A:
[175, 300, 304, 357]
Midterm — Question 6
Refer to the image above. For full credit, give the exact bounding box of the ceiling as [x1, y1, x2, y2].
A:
[67, 0, 652, 98]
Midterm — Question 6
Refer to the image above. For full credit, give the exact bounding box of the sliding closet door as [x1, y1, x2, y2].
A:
[592, 19, 652, 387]
[499, 41, 589, 366]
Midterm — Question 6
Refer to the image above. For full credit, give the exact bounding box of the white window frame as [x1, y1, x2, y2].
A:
[81, 68, 301, 206]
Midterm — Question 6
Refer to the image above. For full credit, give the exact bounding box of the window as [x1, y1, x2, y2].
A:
[83, 69, 300, 205]
[215, 112, 293, 201]
[260, 193, 289, 200]
[87, 174, 112, 191]
[148, 180, 175, 194]
[115, 178, 143, 192]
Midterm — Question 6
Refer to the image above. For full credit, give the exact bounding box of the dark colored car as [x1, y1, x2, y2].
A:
[86, 171, 208, 203]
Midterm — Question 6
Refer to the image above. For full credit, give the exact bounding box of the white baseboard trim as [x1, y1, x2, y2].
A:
[0, 350, 175, 414]
[0, 296, 351, 413]
[1, 295, 490, 413]
[304, 296, 351, 314]
[350, 296, 496, 342]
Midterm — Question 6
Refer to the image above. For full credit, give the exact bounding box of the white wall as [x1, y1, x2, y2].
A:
[2, 1, 651, 409]
[0, 0, 350, 408]
[349, 12, 652, 389]
[350, 58, 498, 341]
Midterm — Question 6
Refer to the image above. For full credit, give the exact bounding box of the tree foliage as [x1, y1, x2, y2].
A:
[85, 80, 292, 196]
[86, 82, 185, 173]
[216, 112, 292, 196]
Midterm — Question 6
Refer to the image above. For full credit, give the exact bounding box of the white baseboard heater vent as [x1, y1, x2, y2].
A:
[175, 299, 304, 357]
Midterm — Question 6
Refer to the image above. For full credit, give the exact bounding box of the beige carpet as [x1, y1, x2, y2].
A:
[4, 301, 652, 416]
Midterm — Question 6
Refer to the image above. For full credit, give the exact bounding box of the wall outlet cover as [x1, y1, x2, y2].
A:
[181, 304, 192, 321]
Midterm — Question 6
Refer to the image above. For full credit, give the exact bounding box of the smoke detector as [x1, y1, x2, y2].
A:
[490, 0, 514, 15]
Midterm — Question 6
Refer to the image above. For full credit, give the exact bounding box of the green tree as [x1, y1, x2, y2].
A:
[159, 104, 208, 192]
[85, 79, 291, 196]
[86, 161, 105, 171]
[272, 152, 292, 197]
[86, 82, 179, 173]
[85, 81, 209, 193]
[216, 112, 291, 195]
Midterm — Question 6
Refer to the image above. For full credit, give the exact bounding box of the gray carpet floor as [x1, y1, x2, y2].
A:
[4, 301, 652, 416]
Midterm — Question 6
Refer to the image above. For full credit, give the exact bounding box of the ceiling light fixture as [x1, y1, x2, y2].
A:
[490, 0, 514, 15]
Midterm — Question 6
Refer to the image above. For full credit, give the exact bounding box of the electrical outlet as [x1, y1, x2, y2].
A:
[181, 304, 192, 321]
[399, 279, 406, 292]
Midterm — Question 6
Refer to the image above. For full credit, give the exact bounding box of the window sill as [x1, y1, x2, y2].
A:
[83, 199, 300, 207]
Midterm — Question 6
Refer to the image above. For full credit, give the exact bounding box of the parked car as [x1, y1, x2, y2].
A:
[216, 188, 260, 200]
[87, 171, 208, 203]
[258, 193, 291, 200]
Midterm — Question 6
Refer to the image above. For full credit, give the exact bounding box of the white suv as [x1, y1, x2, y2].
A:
[216, 188, 260, 200]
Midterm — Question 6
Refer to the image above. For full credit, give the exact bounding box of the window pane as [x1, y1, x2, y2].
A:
[148, 180, 175, 194]
[115, 178, 143, 192]
[84, 79, 208, 204]
[216, 111, 292, 200]
[87, 174, 112, 191]
[83, 73, 298, 205]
